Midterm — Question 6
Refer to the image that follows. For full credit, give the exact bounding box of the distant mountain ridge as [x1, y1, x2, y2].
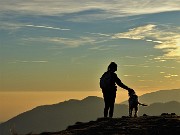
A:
[0, 89, 180, 135]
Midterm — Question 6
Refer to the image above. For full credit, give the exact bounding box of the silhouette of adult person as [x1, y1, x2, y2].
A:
[100, 62, 134, 118]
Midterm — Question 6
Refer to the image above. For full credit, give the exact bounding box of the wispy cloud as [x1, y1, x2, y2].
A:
[31, 61, 48, 63]
[112, 24, 180, 60]
[23, 36, 100, 48]
[124, 56, 138, 59]
[0, 22, 70, 31]
[0, 0, 180, 21]
[25, 24, 70, 31]
[0, 22, 22, 30]
[86, 32, 111, 37]
[9, 60, 48, 64]
[146, 39, 163, 44]
[112, 24, 156, 40]
[138, 79, 153, 82]
[123, 75, 132, 77]
[89, 46, 111, 51]
[160, 72, 165, 74]
[164, 74, 179, 78]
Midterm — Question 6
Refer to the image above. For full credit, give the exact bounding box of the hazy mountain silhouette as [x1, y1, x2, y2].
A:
[121, 89, 180, 104]
[0, 96, 104, 135]
[0, 89, 180, 135]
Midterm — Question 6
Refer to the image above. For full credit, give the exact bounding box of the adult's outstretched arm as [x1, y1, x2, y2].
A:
[115, 76, 133, 91]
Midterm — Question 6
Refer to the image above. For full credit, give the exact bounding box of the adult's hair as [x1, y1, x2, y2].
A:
[107, 62, 117, 71]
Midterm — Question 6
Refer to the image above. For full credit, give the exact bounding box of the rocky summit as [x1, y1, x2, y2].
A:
[20, 114, 180, 135]
[59, 115, 180, 135]
[16, 116, 180, 135]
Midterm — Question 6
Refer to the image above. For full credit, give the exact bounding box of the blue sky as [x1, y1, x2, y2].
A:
[1, 0, 180, 92]
[1, 0, 180, 122]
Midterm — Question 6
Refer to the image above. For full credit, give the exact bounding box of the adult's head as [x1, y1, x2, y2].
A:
[107, 62, 117, 72]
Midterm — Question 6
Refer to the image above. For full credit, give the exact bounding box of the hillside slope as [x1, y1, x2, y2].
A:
[58, 115, 180, 135]
[0, 96, 180, 135]
[18, 115, 180, 135]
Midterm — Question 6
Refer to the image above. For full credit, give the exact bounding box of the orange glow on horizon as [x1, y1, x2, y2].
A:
[0, 89, 153, 122]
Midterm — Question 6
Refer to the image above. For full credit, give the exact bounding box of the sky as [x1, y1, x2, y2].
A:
[0, 0, 180, 122]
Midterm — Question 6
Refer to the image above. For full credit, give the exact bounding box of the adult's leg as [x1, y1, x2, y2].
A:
[103, 93, 110, 118]
[109, 96, 116, 118]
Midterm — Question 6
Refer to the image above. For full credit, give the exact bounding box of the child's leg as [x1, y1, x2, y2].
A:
[134, 106, 138, 117]
[129, 107, 133, 117]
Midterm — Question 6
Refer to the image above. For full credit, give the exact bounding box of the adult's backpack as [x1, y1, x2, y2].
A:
[100, 72, 112, 89]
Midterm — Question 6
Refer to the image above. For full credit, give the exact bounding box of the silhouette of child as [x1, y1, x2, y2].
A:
[128, 90, 147, 117]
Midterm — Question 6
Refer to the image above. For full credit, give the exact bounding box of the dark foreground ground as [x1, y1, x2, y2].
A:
[18, 114, 180, 135]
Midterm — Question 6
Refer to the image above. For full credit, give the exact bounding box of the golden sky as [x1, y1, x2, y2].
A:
[0, 0, 180, 122]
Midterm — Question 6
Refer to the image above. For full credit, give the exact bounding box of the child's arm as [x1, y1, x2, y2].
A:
[138, 102, 148, 106]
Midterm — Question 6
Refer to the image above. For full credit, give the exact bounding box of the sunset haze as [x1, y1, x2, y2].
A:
[0, 0, 180, 122]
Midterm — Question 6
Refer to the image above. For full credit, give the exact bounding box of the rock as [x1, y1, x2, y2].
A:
[58, 115, 180, 135]
[143, 114, 148, 117]
[18, 115, 180, 135]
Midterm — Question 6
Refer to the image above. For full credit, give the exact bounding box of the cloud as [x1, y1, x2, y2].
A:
[138, 80, 153, 82]
[25, 24, 70, 31]
[22, 30, 113, 48]
[146, 40, 163, 44]
[31, 61, 48, 63]
[9, 60, 48, 64]
[0, 0, 180, 21]
[153, 41, 163, 44]
[23, 36, 100, 48]
[48, 37, 97, 47]
[0, 22, 22, 30]
[113, 24, 180, 59]
[89, 46, 110, 51]
[112, 24, 156, 40]
[124, 56, 138, 59]
[164, 74, 179, 78]
[0, 22, 70, 31]
[123, 75, 132, 77]
[86, 32, 111, 37]
[160, 72, 165, 74]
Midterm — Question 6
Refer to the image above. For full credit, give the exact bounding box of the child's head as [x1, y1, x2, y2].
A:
[128, 90, 135, 97]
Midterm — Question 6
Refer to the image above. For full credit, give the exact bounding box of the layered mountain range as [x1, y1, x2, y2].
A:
[0, 89, 180, 135]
